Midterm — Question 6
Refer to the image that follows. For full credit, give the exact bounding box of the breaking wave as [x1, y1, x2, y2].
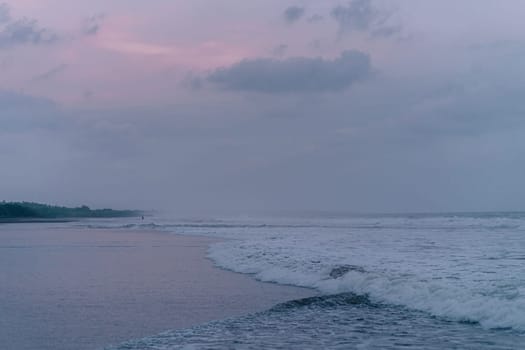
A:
[202, 214, 525, 331]
[85, 213, 525, 332]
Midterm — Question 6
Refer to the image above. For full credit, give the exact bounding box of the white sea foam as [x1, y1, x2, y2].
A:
[85, 213, 525, 331]
[201, 214, 525, 331]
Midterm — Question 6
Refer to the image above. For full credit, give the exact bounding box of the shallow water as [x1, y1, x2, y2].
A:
[0, 224, 312, 350]
[110, 293, 524, 350]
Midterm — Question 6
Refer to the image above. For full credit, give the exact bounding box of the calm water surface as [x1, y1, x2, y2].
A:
[0, 223, 313, 350]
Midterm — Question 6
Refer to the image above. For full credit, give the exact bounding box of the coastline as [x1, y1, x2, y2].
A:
[0, 218, 74, 224]
[0, 225, 315, 350]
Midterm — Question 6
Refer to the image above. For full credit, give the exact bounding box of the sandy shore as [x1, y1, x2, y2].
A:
[0, 225, 315, 350]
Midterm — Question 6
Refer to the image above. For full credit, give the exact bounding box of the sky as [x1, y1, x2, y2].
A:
[1, 0, 525, 214]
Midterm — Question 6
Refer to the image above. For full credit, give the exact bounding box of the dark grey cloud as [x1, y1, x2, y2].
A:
[331, 0, 400, 37]
[31, 63, 68, 82]
[207, 50, 372, 93]
[82, 14, 104, 36]
[0, 4, 58, 48]
[283, 6, 305, 23]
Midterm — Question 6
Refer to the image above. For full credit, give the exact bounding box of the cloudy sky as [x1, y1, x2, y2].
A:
[1, 0, 525, 214]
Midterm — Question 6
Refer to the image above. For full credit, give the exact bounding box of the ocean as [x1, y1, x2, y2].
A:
[95, 212, 525, 349]
[0, 224, 311, 350]
[3, 212, 525, 349]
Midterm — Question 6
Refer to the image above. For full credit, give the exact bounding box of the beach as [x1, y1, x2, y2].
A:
[0, 224, 315, 350]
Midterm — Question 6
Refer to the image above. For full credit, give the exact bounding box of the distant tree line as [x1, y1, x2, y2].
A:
[0, 202, 141, 219]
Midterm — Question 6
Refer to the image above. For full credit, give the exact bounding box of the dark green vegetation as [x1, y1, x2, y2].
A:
[0, 202, 141, 220]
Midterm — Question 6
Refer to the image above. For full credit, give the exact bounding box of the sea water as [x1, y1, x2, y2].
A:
[0, 224, 314, 350]
[94, 213, 525, 349]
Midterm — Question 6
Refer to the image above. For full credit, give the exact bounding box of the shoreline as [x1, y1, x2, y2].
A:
[0, 218, 75, 223]
[0, 225, 316, 350]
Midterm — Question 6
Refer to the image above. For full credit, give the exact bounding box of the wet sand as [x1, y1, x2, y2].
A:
[0, 225, 315, 350]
